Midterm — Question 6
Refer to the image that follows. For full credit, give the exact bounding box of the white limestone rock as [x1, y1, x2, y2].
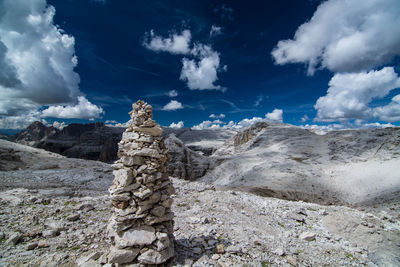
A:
[115, 225, 156, 248]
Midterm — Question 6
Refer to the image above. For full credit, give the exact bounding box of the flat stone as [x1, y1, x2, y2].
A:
[120, 142, 139, 152]
[193, 247, 202, 254]
[137, 136, 153, 143]
[287, 255, 298, 266]
[6, 232, 22, 246]
[273, 247, 285, 256]
[37, 240, 49, 248]
[67, 214, 80, 221]
[299, 232, 316, 241]
[131, 148, 161, 158]
[122, 132, 140, 141]
[113, 168, 135, 187]
[150, 205, 166, 217]
[132, 126, 163, 137]
[110, 192, 131, 202]
[115, 225, 156, 248]
[77, 203, 95, 212]
[26, 242, 38, 250]
[122, 156, 144, 166]
[156, 233, 170, 251]
[144, 212, 174, 225]
[78, 260, 102, 267]
[77, 252, 101, 266]
[42, 229, 58, 238]
[138, 191, 161, 206]
[137, 247, 173, 264]
[109, 183, 140, 194]
[115, 207, 138, 217]
[216, 244, 225, 254]
[108, 247, 140, 264]
[111, 200, 130, 209]
[133, 188, 153, 199]
[161, 198, 173, 208]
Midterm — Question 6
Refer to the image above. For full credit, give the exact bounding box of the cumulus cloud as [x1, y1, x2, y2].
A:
[373, 94, 400, 122]
[180, 44, 225, 90]
[192, 115, 277, 130]
[0, 112, 42, 130]
[143, 28, 226, 90]
[0, 0, 103, 129]
[192, 120, 224, 130]
[210, 25, 222, 37]
[167, 90, 178, 97]
[50, 121, 67, 129]
[106, 119, 131, 128]
[162, 100, 183, 111]
[169, 121, 184, 129]
[315, 67, 400, 121]
[265, 109, 283, 122]
[271, 0, 400, 75]
[41, 96, 104, 119]
[209, 113, 225, 119]
[143, 29, 191, 55]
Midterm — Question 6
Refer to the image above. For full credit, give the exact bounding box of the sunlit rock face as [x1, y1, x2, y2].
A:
[107, 100, 175, 265]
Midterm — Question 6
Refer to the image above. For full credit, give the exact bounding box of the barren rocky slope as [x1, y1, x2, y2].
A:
[0, 140, 399, 266]
[203, 122, 400, 206]
[0, 139, 113, 195]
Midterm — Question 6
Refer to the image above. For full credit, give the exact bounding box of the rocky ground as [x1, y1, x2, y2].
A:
[1, 137, 400, 266]
[1, 179, 399, 267]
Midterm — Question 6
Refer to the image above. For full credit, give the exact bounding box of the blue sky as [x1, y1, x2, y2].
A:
[0, 0, 399, 132]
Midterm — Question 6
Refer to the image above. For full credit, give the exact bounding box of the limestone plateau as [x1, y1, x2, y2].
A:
[107, 100, 175, 265]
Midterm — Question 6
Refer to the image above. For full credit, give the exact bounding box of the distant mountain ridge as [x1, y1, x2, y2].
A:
[13, 121, 236, 180]
[13, 121, 400, 206]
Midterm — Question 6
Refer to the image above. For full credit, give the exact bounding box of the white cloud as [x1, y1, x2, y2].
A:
[50, 121, 67, 129]
[167, 90, 178, 97]
[373, 94, 400, 122]
[210, 25, 222, 37]
[192, 116, 266, 130]
[301, 115, 310, 122]
[0, 0, 103, 128]
[180, 44, 224, 90]
[192, 120, 223, 130]
[162, 100, 183, 111]
[0, 0, 80, 109]
[0, 111, 42, 130]
[169, 121, 184, 129]
[143, 28, 226, 90]
[106, 119, 131, 128]
[271, 0, 400, 75]
[41, 96, 104, 119]
[265, 109, 283, 122]
[209, 113, 225, 119]
[143, 29, 191, 55]
[315, 67, 400, 122]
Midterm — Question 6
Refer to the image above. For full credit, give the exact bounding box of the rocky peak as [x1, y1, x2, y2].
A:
[233, 122, 270, 146]
[14, 121, 59, 146]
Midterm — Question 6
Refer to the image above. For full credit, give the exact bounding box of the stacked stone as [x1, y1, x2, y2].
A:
[107, 100, 175, 266]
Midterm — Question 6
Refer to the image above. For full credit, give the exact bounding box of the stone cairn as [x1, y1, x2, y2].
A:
[107, 100, 175, 265]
